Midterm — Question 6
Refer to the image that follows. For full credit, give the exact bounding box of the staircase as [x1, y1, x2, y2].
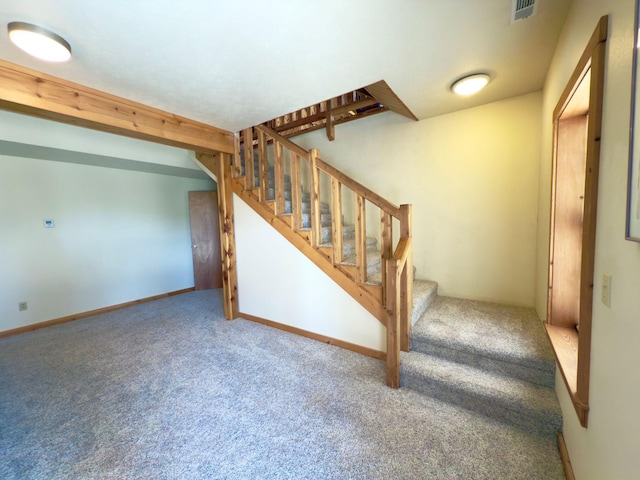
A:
[197, 124, 414, 387]
[241, 150, 385, 283]
[193, 118, 564, 452]
[195, 122, 563, 443]
[403, 295, 562, 436]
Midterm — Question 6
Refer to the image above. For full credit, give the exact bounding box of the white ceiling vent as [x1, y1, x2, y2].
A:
[511, 0, 537, 23]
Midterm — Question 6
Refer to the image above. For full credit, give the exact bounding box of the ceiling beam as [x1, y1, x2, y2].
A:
[0, 60, 235, 154]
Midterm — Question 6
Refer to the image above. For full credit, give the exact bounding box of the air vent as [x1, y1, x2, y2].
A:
[511, 0, 537, 23]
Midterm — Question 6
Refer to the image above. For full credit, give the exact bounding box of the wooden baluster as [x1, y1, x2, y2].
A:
[257, 129, 269, 202]
[331, 177, 343, 263]
[355, 194, 367, 283]
[243, 128, 254, 189]
[232, 132, 242, 178]
[274, 141, 285, 215]
[380, 211, 393, 297]
[386, 258, 401, 388]
[400, 204, 413, 352]
[310, 148, 321, 246]
[291, 151, 302, 230]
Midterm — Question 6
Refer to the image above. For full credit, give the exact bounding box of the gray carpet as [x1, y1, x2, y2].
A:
[403, 296, 562, 448]
[0, 290, 564, 479]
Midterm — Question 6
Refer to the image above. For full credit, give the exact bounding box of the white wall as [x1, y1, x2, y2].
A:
[294, 93, 542, 307]
[234, 196, 385, 352]
[535, 0, 640, 478]
[0, 114, 214, 333]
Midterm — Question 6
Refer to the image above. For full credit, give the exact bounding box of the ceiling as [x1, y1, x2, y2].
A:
[0, 0, 571, 133]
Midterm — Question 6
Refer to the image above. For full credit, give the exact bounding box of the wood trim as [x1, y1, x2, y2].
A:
[0, 288, 195, 338]
[290, 151, 302, 230]
[310, 148, 322, 246]
[380, 211, 393, 295]
[364, 79, 418, 121]
[546, 325, 579, 393]
[326, 99, 335, 141]
[331, 177, 343, 263]
[558, 433, 576, 480]
[546, 15, 608, 429]
[355, 194, 367, 284]
[400, 204, 413, 353]
[0, 60, 234, 155]
[257, 129, 269, 203]
[195, 153, 239, 319]
[239, 312, 386, 361]
[274, 141, 285, 215]
[385, 258, 401, 388]
[553, 16, 608, 119]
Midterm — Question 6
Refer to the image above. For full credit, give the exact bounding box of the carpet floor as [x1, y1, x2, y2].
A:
[0, 289, 564, 479]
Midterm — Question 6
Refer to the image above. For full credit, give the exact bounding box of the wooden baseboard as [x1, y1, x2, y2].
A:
[238, 312, 386, 361]
[558, 432, 575, 480]
[0, 287, 196, 339]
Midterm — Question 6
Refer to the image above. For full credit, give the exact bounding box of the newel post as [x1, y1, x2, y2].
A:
[196, 151, 239, 320]
[216, 152, 240, 320]
[386, 258, 401, 388]
[400, 204, 413, 352]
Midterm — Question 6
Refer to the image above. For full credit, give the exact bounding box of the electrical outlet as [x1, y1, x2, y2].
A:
[601, 273, 612, 307]
[18, 301, 28, 312]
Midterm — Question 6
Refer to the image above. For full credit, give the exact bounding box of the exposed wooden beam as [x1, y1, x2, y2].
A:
[0, 59, 234, 154]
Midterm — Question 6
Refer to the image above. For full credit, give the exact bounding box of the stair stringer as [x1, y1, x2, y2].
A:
[231, 176, 386, 323]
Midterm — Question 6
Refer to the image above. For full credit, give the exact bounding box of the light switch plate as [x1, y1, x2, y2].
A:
[43, 219, 55, 228]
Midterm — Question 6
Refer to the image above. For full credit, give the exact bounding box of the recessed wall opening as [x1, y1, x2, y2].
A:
[546, 17, 608, 429]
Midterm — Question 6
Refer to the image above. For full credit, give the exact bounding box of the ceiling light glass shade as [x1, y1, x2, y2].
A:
[8, 22, 71, 62]
[451, 73, 491, 96]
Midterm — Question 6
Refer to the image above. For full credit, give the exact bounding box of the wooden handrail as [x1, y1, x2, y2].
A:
[256, 124, 402, 219]
[393, 237, 412, 265]
[315, 158, 401, 219]
[255, 124, 309, 159]
[237, 124, 413, 389]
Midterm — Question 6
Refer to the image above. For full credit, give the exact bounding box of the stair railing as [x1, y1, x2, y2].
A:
[234, 124, 412, 387]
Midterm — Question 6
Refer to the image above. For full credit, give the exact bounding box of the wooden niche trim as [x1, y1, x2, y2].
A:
[545, 15, 608, 429]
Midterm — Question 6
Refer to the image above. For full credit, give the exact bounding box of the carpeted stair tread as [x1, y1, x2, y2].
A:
[411, 296, 556, 385]
[342, 249, 382, 272]
[401, 351, 562, 436]
[411, 280, 438, 327]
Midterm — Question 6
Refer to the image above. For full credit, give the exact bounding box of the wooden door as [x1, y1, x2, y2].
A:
[189, 191, 222, 290]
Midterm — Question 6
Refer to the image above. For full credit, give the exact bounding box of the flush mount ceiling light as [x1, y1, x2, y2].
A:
[7, 22, 71, 62]
[451, 73, 491, 96]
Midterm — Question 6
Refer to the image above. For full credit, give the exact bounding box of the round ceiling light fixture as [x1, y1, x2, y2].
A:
[7, 22, 71, 62]
[451, 73, 491, 96]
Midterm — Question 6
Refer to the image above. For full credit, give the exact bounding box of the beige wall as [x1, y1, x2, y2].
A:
[233, 197, 385, 352]
[535, 0, 640, 478]
[295, 92, 542, 307]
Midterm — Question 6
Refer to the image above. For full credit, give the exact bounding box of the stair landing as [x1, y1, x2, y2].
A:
[403, 296, 561, 437]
